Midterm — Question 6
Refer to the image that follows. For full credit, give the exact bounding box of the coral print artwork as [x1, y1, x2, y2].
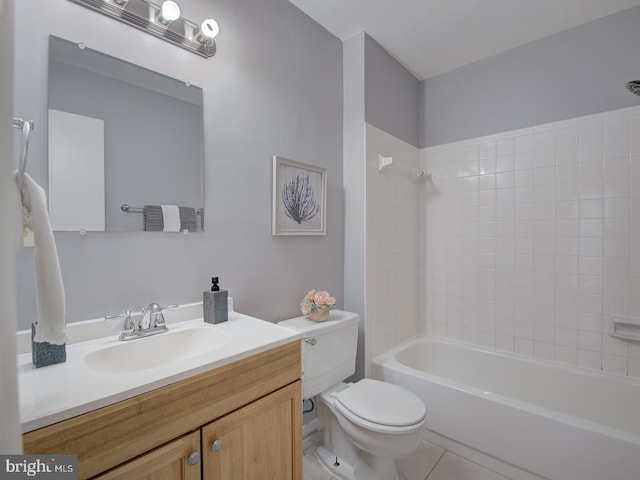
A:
[272, 156, 326, 236]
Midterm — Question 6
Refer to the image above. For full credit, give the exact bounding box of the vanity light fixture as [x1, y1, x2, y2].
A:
[157, 0, 180, 26]
[67, 0, 218, 58]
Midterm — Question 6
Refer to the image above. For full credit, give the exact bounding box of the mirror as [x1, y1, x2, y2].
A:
[47, 36, 204, 232]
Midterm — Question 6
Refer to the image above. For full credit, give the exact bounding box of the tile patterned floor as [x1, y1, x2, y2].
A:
[303, 433, 513, 480]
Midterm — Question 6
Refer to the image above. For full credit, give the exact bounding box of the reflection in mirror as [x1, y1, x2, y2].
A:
[47, 36, 204, 232]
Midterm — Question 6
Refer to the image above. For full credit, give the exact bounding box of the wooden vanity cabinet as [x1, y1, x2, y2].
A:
[202, 381, 300, 479]
[92, 431, 201, 480]
[23, 341, 302, 480]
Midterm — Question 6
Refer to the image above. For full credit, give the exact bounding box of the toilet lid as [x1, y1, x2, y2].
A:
[334, 379, 426, 427]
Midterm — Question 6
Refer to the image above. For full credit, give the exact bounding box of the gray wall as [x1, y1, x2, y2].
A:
[14, 0, 343, 328]
[364, 34, 420, 148]
[420, 5, 640, 147]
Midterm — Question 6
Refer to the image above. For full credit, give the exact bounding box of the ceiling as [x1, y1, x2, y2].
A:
[288, 0, 640, 80]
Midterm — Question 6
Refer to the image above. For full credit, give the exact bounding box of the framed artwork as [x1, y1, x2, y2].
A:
[272, 156, 326, 236]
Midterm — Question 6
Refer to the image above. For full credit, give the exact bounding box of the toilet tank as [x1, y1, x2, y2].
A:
[278, 310, 359, 399]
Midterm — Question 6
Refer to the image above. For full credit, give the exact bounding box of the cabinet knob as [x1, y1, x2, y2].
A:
[211, 439, 223, 452]
[187, 452, 200, 466]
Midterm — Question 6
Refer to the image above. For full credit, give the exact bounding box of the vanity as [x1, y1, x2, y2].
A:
[18, 305, 302, 480]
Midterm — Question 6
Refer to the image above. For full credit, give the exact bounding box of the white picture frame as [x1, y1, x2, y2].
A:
[272, 156, 326, 236]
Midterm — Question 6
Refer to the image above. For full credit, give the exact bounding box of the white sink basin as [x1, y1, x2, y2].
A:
[84, 326, 229, 374]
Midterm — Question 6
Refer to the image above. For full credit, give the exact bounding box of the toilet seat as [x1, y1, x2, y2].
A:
[332, 379, 426, 434]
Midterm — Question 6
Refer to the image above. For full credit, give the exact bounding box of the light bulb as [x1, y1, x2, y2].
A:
[160, 1, 181, 23]
[199, 18, 219, 39]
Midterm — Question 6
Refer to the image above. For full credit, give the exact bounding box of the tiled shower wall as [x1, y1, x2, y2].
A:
[365, 124, 421, 370]
[421, 106, 640, 378]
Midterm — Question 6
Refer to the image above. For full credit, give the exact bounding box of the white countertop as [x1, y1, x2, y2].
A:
[18, 308, 301, 433]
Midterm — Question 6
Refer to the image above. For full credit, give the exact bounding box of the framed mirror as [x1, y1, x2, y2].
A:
[47, 36, 204, 232]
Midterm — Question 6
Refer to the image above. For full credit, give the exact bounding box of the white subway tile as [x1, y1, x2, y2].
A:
[579, 218, 603, 237]
[556, 255, 579, 274]
[556, 182, 579, 202]
[579, 122, 603, 145]
[479, 141, 497, 160]
[578, 330, 602, 351]
[602, 335, 629, 356]
[556, 219, 579, 237]
[604, 236, 629, 257]
[515, 186, 535, 204]
[628, 357, 640, 379]
[497, 171, 515, 189]
[603, 354, 627, 376]
[556, 144, 579, 165]
[556, 200, 579, 219]
[515, 134, 535, 154]
[533, 341, 555, 360]
[497, 139, 515, 157]
[603, 296, 629, 315]
[514, 338, 535, 355]
[579, 256, 603, 275]
[478, 173, 496, 191]
[604, 197, 631, 218]
[535, 166, 556, 186]
[604, 177, 630, 198]
[535, 131, 555, 150]
[495, 334, 514, 352]
[580, 199, 604, 218]
[535, 149, 555, 168]
[515, 151, 535, 171]
[603, 137, 630, 159]
[578, 349, 602, 371]
[555, 345, 578, 365]
[603, 117, 628, 140]
[557, 164, 579, 183]
[578, 293, 603, 314]
[578, 312, 603, 332]
[556, 309, 578, 329]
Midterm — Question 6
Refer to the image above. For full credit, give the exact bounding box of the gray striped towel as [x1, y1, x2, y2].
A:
[179, 207, 197, 232]
[143, 205, 164, 231]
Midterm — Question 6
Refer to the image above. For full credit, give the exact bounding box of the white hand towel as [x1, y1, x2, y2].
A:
[161, 205, 181, 232]
[16, 172, 67, 345]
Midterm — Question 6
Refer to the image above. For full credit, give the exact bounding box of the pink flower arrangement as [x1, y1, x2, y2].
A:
[300, 290, 336, 316]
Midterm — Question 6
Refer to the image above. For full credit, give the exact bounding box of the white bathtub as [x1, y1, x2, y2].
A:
[372, 336, 640, 480]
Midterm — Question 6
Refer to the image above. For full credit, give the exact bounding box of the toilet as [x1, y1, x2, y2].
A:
[279, 310, 426, 480]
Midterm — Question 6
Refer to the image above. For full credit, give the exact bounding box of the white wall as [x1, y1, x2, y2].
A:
[422, 106, 640, 378]
[0, 0, 22, 453]
[365, 124, 420, 366]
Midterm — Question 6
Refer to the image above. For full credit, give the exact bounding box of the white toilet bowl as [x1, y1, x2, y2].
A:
[277, 311, 427, 480]
[315, 379, 426, 480]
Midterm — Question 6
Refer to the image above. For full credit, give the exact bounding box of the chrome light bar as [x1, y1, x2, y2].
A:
[66, 0, 218, 58]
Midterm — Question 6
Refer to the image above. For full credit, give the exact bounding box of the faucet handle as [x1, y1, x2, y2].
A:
[144, 303, 178, 327]
[105, 309, 140, 334]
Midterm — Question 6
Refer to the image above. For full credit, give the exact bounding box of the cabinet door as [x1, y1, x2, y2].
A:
[93, 431, 201, 480]
[202, 380, 302, 480]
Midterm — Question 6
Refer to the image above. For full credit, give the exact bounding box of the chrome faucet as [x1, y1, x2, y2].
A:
[106, 303, 177, 341]
[140, 303, 165, 330]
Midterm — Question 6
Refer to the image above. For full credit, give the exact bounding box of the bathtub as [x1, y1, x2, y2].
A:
[372, 336, 640, 480]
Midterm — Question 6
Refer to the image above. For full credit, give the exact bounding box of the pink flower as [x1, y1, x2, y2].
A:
[313, 291, 336, 306]
[304, 290, 316, 302]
